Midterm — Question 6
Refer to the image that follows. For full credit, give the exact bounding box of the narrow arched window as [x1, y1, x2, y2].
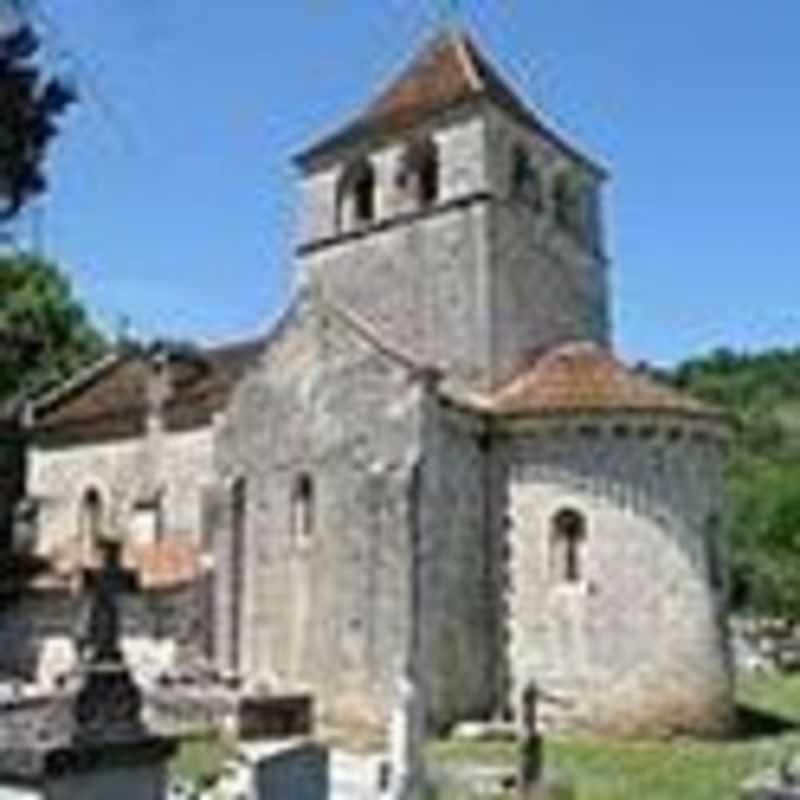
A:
[82, 487, 104, 544]
[511, 145, 542, 210]
[78, 487, 104, 567]
[291, 473, 314, 544]
[553, 172, 586, 240]
[705, 513, 725, 592]
[337, 159, 376, 231]
[354, 166, 375, 223]
[229, 477, 247, 673]
[400, 138, 439, 209]
[551, 508, 586, 584]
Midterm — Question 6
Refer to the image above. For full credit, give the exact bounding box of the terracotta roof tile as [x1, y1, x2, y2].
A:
[32, 337, 264, 444]
[298, 30, 544, 163]
[481, 341, 720, 419]
[40, 537, 206, 591]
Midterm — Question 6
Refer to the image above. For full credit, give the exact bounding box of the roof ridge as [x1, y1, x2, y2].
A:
[449, 28, 483, 92]
[29, 350, 124, 421]
[314, 292, 432, 376]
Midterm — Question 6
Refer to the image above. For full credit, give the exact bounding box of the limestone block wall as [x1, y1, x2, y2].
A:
[484, 107, 610, 387]
[299, 109, 494, 391]
[215, 298, 424, 733]
[297, 107, 487, 246]
[303, 203, 492, 390]
[28, 427, 215, 554]
[502, 415, 733, 738]
[416, 399, 501, 730]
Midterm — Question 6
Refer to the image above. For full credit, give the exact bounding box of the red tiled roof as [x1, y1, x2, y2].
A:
[481, 341, 720, 419]
[297, 29, 602, 173]
[40, 537, 206, 591]
[363, 30, 525, 133]
[122, 539, 206, 590]
[32, 337, 264, 445]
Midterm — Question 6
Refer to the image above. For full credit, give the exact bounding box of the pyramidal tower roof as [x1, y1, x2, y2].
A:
[296, 28, 603, 174]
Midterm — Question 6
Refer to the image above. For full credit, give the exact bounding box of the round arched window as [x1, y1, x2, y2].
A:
[551, 508, 586, 583]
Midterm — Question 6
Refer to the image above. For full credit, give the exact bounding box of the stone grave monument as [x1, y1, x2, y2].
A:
[0, 537, 177, 799]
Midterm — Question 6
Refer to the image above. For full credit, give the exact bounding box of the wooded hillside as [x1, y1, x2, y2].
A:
[662, 347, 800, 616]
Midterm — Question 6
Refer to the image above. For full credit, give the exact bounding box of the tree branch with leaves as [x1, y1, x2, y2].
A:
[0, 21, 75, 221]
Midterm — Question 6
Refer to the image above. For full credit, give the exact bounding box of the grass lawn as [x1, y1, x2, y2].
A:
[171, 673, 800, 798]
[171, 730, 239, 787]
[431, 673, 800, 800]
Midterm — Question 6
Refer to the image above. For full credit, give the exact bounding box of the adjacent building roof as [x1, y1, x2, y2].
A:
[37, 537, 206, 591]
[478, 341, 721, 420]
[296, 28, 605, 175]
[31, 337, 265, 445]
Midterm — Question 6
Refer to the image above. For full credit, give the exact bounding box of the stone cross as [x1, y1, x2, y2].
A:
[72, 537, 145, 743]
[78, 537, 138, 665]
[518, 681, 544, 797]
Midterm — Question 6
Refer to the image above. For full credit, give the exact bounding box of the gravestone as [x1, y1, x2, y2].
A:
[518, 681, 544, 797]
[516, 681, 575, 800]
[248, 740, 329, 800]
[237, 694, 313, 741]
[0, 537, 177, 800]
[742, 755, 800, 800]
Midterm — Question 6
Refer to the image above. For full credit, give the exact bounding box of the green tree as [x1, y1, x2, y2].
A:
[728, 461, 800, 618]
[0, 254, 106, 401]
[664, 345, 800, 617]
[0, 22, 75, 220]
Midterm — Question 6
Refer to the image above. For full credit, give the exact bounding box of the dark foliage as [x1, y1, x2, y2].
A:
[0, 254, 106, 402]
[0, 23, 75, 221]
[663, 346, 800, 617]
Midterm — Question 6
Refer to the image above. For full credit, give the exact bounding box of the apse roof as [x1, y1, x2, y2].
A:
[480, 341, 721, 420]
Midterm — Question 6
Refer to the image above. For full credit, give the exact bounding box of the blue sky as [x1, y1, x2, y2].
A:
[6, 0, 800, 366]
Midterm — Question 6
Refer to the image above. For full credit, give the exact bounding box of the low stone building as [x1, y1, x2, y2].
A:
[1, 338, 261, 684]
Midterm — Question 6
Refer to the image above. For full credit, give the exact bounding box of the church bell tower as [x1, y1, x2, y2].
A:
[294, 28, 611, 390]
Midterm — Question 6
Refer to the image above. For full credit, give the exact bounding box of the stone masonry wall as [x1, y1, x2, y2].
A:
[502, 415, 733, 737]
[303, 207, 492, 391]
[28, 427, 215, 554]
[299, 107, 494, 390]
[484, 106, 610, 388]
[215, 297, 425, 735]
[416, 398, 501, 731]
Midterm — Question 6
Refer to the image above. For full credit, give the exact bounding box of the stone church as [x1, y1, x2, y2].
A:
[9, 28, 733, 738]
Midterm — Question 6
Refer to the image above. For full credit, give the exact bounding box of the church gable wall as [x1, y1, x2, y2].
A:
[28, 426, 215, 555]
[214, 299, 425, 734]
[502, 418, 733, 737]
